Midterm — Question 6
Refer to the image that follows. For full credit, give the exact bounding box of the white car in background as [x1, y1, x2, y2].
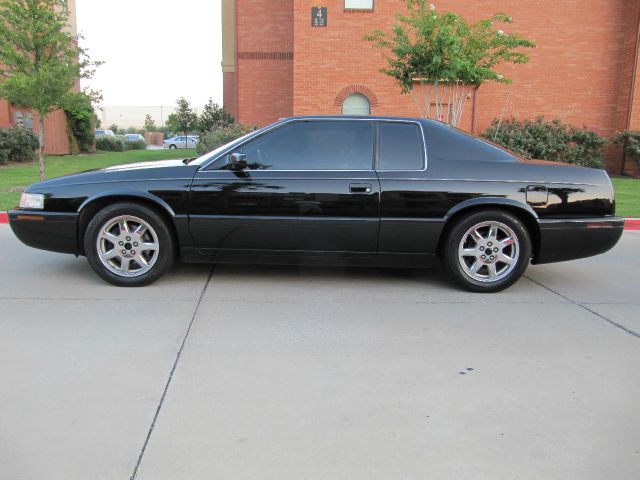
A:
[163, 136, 198, 149]
[95, 129, 115, 138]
[124, 133, 146, 143]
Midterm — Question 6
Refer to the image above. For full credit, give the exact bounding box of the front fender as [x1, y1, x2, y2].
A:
[77, 190, 177, 217]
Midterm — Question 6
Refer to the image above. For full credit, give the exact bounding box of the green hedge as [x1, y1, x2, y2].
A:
[482, 117, 606, 169]
[96, 136, 126, 151]
[125, 140, 147, 150]
[96, 137, 147, 152]
[0, 126, 39, 165]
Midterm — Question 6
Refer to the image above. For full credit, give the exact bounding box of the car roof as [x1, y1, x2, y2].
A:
[281, 115, 434, 123]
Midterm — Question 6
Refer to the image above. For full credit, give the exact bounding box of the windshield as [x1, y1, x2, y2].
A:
[189, 126, 267, 166]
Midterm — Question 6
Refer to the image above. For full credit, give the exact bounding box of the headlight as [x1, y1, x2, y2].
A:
[19, 193, 44, 209]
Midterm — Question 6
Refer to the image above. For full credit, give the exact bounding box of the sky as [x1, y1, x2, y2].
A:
[76, 0, 223, 109]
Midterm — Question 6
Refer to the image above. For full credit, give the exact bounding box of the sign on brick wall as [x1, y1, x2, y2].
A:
[312, 7, 327, 27]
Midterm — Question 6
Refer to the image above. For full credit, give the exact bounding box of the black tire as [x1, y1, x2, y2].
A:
[84, 202, 175, 287]
[169, 144, 177, 150]
[442, 209, 532, 293]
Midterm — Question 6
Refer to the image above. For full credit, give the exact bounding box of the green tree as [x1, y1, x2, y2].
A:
[109, 124, 119, 134]
[0, 0, 100, 180]
[60, 89, 101, 154]
[166, 97, 197, 146]
[197, 98, 233, 133]
[143, 113, 157, 132]
[364, 0, 535, 126]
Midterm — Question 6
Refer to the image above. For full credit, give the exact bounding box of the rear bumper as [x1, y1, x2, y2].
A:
[534, 217, 624, 264]
[9, 210, 79, 255]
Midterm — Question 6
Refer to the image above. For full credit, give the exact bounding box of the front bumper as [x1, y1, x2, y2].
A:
[534, 217, 624, 264]
[9, 210, 79, 255]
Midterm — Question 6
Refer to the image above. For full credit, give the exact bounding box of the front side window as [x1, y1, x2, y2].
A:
[236, 121, 373, 170]
[378, 122, 424, 170]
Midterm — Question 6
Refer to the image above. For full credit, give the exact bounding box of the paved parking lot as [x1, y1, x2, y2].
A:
[0, 225, 639, 480]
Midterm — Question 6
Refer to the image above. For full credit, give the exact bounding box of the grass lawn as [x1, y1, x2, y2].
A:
[611, 177, 640, 218]
[0, 149, 196, 210]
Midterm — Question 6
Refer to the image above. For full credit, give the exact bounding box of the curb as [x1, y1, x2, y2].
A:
[1, 211, 639, 229]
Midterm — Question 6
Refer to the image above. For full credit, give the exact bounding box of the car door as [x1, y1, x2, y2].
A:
[189, 119, 380, 259]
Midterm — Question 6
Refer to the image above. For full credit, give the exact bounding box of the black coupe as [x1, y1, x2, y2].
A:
[9, 116, 624, 292]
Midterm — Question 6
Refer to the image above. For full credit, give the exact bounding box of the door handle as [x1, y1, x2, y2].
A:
[349, 183, 372, 193]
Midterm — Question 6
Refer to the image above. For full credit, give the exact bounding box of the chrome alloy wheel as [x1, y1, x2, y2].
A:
[96, 215, 160, 277]
[457, 221, 520, 283]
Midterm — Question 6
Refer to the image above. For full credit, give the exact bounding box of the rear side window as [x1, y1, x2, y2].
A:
[238, 120, 373, 170]
[378, 122, 424, 170]
[424, 123, 516, 163]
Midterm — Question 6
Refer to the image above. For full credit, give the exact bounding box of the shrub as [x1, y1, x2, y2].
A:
[483, 117, 605, 168]
[125, 140, 146, 150]
[0, 149, 9, 165]
[96, 136, 126, 152]
[0, 126, 39, 164]
[196, 123, 257, 155]
[564, 129, 607, 168]
[611, 130, 640, 168]
[61, 91, 97, 154]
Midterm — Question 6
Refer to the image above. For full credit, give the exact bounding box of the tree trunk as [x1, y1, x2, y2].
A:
[38, 114, 46, 181]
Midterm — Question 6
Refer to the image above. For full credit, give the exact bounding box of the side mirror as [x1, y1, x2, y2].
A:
[228, 152, 248, 170]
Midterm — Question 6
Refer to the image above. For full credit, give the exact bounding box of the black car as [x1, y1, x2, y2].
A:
[9, 116, 624, 292]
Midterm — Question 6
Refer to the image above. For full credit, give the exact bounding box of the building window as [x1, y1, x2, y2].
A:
[345, 0, 373, 11]
[342, 93, 371, 116]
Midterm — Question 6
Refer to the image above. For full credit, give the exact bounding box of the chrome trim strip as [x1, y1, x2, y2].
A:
[189, 214, 379, 222]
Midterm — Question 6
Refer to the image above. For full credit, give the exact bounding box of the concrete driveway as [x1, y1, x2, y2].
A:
[0, 225, 638, 480]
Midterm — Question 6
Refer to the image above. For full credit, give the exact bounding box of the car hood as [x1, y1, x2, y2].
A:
[27, 159, 200, 190]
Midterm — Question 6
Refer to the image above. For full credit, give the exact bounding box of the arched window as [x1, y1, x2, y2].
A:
[341, 93, 371, 116]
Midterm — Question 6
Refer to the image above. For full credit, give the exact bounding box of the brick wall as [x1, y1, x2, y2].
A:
[236, 0, 294, 125]
[234, 0, 640, 172]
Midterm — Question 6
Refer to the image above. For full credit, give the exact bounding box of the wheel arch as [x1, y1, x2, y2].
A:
[438, 198, 541, 261]
[77, 192, 178, 256]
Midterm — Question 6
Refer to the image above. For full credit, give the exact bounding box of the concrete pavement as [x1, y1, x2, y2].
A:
[0, 225, 638, 479]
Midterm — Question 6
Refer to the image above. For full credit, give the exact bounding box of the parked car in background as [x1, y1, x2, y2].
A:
[163, 136, 198, 149]
[95, 129, 115, 138]
[9, 116, 623, 291]
[124, 134, 146, 143]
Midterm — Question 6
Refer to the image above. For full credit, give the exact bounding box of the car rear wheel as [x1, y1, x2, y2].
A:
[169, 144, 177, 150]
[84, 203, 175, 286]
[442, 210, 531, 293]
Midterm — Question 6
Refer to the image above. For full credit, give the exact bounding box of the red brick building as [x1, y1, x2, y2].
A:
[221, 0, 640, 173]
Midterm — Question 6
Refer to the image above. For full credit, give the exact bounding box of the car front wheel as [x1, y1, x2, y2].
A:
[443, 210, 532, 293]
[84, 203, 175, 286]
[169, 144, 177, 150]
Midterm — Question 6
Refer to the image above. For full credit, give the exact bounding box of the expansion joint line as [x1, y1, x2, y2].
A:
[524, 275, 640, 339]
[129, 266, 215, 480]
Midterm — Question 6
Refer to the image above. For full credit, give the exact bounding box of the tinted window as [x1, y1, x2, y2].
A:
[424, 122, 516, 163]
[378, 122, 424, 170]
[237, 121, 373, 170]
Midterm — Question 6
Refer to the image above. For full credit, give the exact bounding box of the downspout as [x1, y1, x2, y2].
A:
[626, 6, 640, 131]
[621, 6, 640, 175]
[234, 0, 239, 122]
